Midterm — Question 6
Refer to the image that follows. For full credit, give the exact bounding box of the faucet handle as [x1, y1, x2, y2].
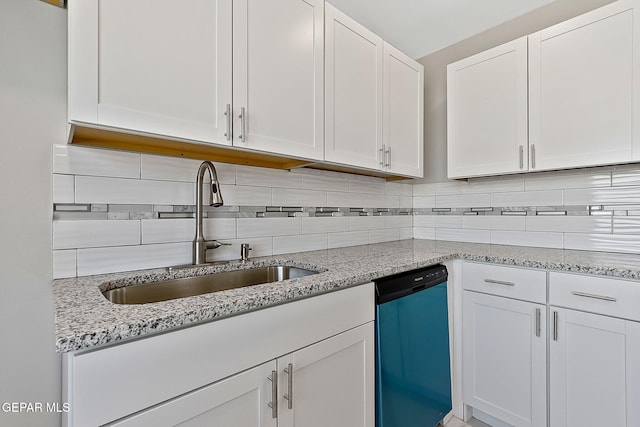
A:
[240, 243, 252, 261]
[206, 240, 231, 250]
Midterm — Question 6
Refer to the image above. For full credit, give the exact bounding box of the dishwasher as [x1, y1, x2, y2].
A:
[375, 264, 452, 427]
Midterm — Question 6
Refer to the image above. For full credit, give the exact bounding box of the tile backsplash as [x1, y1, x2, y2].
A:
[52, 145, 413, 278]
[414, 165, 640, 255]
[52, 145, 640, 279]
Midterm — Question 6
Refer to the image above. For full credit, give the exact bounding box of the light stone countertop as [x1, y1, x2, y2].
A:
[53, 239, 640, 353]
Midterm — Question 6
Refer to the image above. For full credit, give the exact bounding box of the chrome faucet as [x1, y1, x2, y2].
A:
[193, 161, 229, 265]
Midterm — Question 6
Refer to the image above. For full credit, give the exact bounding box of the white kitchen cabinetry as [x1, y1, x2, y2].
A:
[233, 0, 324, 160]
[447, 38, 528, 179]
[529, 0, 640, 171]
[68, 0, 233, 146]
[324, 3, 383, 171]
[548, 272, 640, 427]
[461, 262, 547, 427]
[69, 0, 324, 160]
[63, 283, 374, 427]
[383, 42, 424, 178]
[325, 4, 424, 178]
[447, 0, 640, 179]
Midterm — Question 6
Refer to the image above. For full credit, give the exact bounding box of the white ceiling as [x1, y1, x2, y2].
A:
[327, 0, 555, 59]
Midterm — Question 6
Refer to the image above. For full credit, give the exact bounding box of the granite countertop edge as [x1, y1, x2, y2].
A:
[53, 240, 640, 353]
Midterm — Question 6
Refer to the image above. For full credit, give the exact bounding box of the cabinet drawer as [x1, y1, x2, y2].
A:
[549, 272, 640, 321]
[462, 262, 546, 303]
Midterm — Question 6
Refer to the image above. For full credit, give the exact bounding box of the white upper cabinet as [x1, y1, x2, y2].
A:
[447, 0, 640, 179]
[529, 0, 640, 171]
[447, 37, 528, 179]
[383, 42, 424, 178]
[324, 3, 383, 171]
[325, 4, 424, 178]
[68, 0, 233, 146]
[233, 0, 325, 160]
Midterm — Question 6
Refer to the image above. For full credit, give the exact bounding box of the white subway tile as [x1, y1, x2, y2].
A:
[76, 176, 194, 205]
[526, 216, 611, 233]
[413, 196, 436, 209]
[53, 220, 140, 249]
[302, 217, 350, 234]
[349, 177, 386, 194]
[384, 216, 412, 229]
[222, 185, 271, 206]
[414, 228, 436, 240]
[612, 164, 640, 187]
[399, 227, 413, 240]
[237, 166, 301, 189]
[54, 145, 140, 178]
[369, 228, 400, 244]
[526, 169, 611, 191]
[53, 174, 75, 203]
[461, 215, 526, 231]
[369, 194, 399, 208]
[413, 215, 461, 229]
[53, 250, 77, 279]
[328, 231, 369, 249]
[349, 216, 385, 231]
[413, 181, 462, 196]
[272, 188, 326, 207]
[237, 217, 302, 238]
[613, 217, 640, 234]
[564, 187, 640, 205]
[77, 242, 191, 276]
[399, 196, 413, 209]
[462, 176, 524, 194]
[564, 233, 640, 253]
[141, 218, 236, 244]
[491, 230, 563, 249]
[273, 234, 327, 255]
[300, 170, 349, 192]
[436, 193, 490, 209]
[327, 191, 370, 208]
[385, 182, 412, 196]
[141, 155, 236, 184]
[491, 190, 563, 207]
[436, 228, 490, 244]
[207, 237, 272, 262]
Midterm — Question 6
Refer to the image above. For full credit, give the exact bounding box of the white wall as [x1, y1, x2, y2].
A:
[0, 1, 66, 426]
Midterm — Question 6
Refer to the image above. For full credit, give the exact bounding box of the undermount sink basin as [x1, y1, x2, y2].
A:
[102, 265, 319, 305]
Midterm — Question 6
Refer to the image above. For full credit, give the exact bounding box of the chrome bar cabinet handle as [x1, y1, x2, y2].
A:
[530, 144, 536, 169]
[379, 145, 385, 167]
[519, 145, 524, 169]
[553, 311, 558, 341]
[571, 291, 617, 302]
[385, 146, 391, 168]
[267, 370, 278, 418]
[283, 363, 293, 410]
[238, 107, 247, 143]
[535, 308, 541, 337]
[224, 103, 231, 141]
[484, 279, 515, 287]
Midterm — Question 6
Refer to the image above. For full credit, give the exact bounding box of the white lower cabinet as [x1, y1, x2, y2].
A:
[462, 292, 546, 427]
[63, 283, 374, 427]
[111, 323, 373, 427]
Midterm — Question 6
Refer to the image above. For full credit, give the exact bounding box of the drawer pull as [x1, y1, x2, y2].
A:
[267, 370, 278, 418]
[571, 291, 617, 302]
[553, 311, 558, 341]
[484, 279, 515, 287]
[535, 308, 541, 338]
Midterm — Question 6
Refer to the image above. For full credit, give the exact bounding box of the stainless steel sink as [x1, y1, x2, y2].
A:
[102, 265, 319, 305]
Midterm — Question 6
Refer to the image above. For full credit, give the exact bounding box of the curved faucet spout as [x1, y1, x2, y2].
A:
[194, 161, 224, 265]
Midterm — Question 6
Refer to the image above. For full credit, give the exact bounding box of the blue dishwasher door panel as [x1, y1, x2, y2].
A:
[376, 282, 452, 427]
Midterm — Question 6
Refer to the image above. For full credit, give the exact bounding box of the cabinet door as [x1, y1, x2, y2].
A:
[383, 42, 424, 178]
[324, 3, 383, 170]
[109, 361, 277, 427]
[447, 37, 528, 179]
[278, 322, 374, 427]
[68, 0, 233, 145]
[233, 0, 324, 160]
[529, 0, 640, 171]
[462, 291, 546, 427]
[549, 308, 640, 427]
